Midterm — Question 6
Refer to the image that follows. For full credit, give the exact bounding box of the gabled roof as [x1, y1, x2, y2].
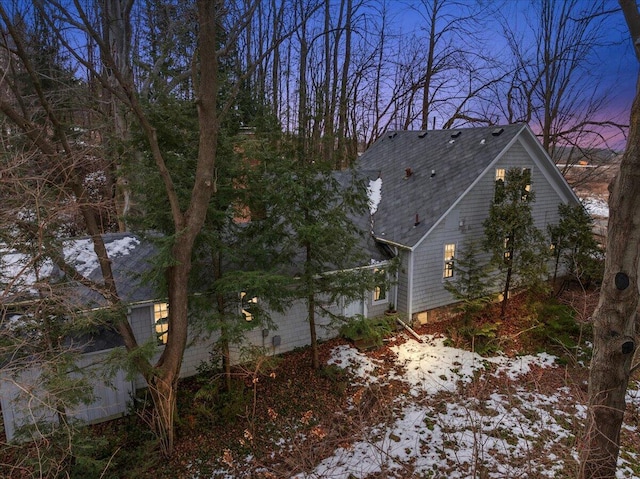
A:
[357, 124, 572, 249]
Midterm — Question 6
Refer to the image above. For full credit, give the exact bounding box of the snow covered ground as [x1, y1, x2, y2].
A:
[203, 333, 639, 478]
[283, 335, 639, 479]
[582, 197, 609, 218]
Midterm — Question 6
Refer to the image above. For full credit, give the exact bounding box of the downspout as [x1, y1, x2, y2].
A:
[407, 250, 414, 323]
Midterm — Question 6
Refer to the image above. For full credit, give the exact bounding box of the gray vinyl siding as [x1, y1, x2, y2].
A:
[67, 352, 133, 424]
[411, 211, 467, 312]
[367, 294, 390, 317]
[0, 351, 134, 443]
[395, 250, 411, 315]
[410, 137, 571, 313]
[233, 298, 333, 361]
[130, 302, 218, 389]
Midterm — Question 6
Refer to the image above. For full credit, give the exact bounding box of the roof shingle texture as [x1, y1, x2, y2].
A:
[357, 124, 525, 247]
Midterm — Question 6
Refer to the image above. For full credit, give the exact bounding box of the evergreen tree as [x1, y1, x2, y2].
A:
[548, 202, 603, 289]
[127, 95, 291, 389]
[444, 240, 494, 320]
[245, 153, 377, 369]
[483, 168, 548, 318]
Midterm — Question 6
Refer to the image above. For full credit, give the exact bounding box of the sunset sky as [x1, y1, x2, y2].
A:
[394, 0, 637, 151]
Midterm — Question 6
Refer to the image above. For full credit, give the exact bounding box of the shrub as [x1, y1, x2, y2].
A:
[447, 320, 501, 356]
[339, 315, 395, 348]
[526, 299, 591, 362]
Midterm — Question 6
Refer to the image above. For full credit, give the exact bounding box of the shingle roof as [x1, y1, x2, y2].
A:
[333, 169, 392, 266]
[74, 232, 159, 308]
[357, 124, 526, 248]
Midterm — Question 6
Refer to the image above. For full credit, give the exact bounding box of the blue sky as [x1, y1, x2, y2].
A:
[391, 0, 637, 150]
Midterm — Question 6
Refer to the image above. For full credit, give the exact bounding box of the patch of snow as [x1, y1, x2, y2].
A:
[388, 336, 488, 395]
[487, 351, 556, 380]
[327, 344, 381, 384]
[1, 236, 140, 293]
[582, 197, 609, 218]
[211, 333, 640, 479]
[292, 335, 636, 479]
[1, 250, 54, 293]
[367, 177, 382, 215]
[62, 236, 140, 277]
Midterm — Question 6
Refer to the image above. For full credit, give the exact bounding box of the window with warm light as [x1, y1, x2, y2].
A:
[373, 268, 387, 302]
[504, 236, 513, 262]
[154, 302, 169, 345]
[521, 167, 532, 200]
[494, 168, 506, 201]
[443, 243, 455, 278]
[241, 292, 258, 321]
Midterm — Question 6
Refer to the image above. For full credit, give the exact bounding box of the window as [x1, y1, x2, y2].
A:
[521, 167, 531, 200]
[443, 243, 455, 278]
[373, 268, 387, 302]
[154, 302, 169, 345]
[503, 236, 513, 262]
[494, 168, 506, 201]
[241, 292, 258, 321]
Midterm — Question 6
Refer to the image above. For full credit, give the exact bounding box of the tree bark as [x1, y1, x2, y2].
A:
[579, 4, 640, 476]
[144, 0, 221, 456]
[420, 0, 439, 131]
[102, 0, 134, 232]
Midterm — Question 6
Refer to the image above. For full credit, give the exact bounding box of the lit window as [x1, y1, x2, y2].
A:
[521, 168, 531, 200]
[373, 268, 387, 302]
[443, 243, 455, 278]
[241, 292, 258, 321]
[504, 236, 512, 262]
[494, 168, 506, 201]
[154, 302, 169, 345]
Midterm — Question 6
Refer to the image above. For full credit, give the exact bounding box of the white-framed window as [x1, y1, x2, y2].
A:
[373, 268, 387, 303]
[154, 302, 169, 345]
[443, 243, 455, 278]
[495, 168, 505, 182]
[241, 292, 258, 321]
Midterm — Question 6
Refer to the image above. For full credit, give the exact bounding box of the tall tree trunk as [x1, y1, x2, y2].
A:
[420, 0, 438, 131]
[501, 264, 512, 319]
[102, 0, 133, 232]
[297, 7, 308, 158]
[322, 0, 333, 164]
[146, 0, 221, 456]
[579, 78, 640, 478]
[336, 0, 351, 168]
[579, 3, 640, 476]
[270, 0, 282, 118]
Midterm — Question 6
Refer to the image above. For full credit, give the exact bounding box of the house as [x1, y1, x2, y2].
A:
[1, 209, 393, 441]
[1, 123, 577, 440]
[357, 123, 579, 323]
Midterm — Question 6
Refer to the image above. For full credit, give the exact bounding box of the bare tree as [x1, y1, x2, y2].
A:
[578, 1, 640, 477]
[496, 0, 627, 185]
[0, 0, 286, 457]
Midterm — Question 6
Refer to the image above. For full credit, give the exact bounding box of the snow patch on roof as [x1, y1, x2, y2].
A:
[367, 177, 382, 215]
[1, 236, 141, 294]
[63, 236, 140, 277]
